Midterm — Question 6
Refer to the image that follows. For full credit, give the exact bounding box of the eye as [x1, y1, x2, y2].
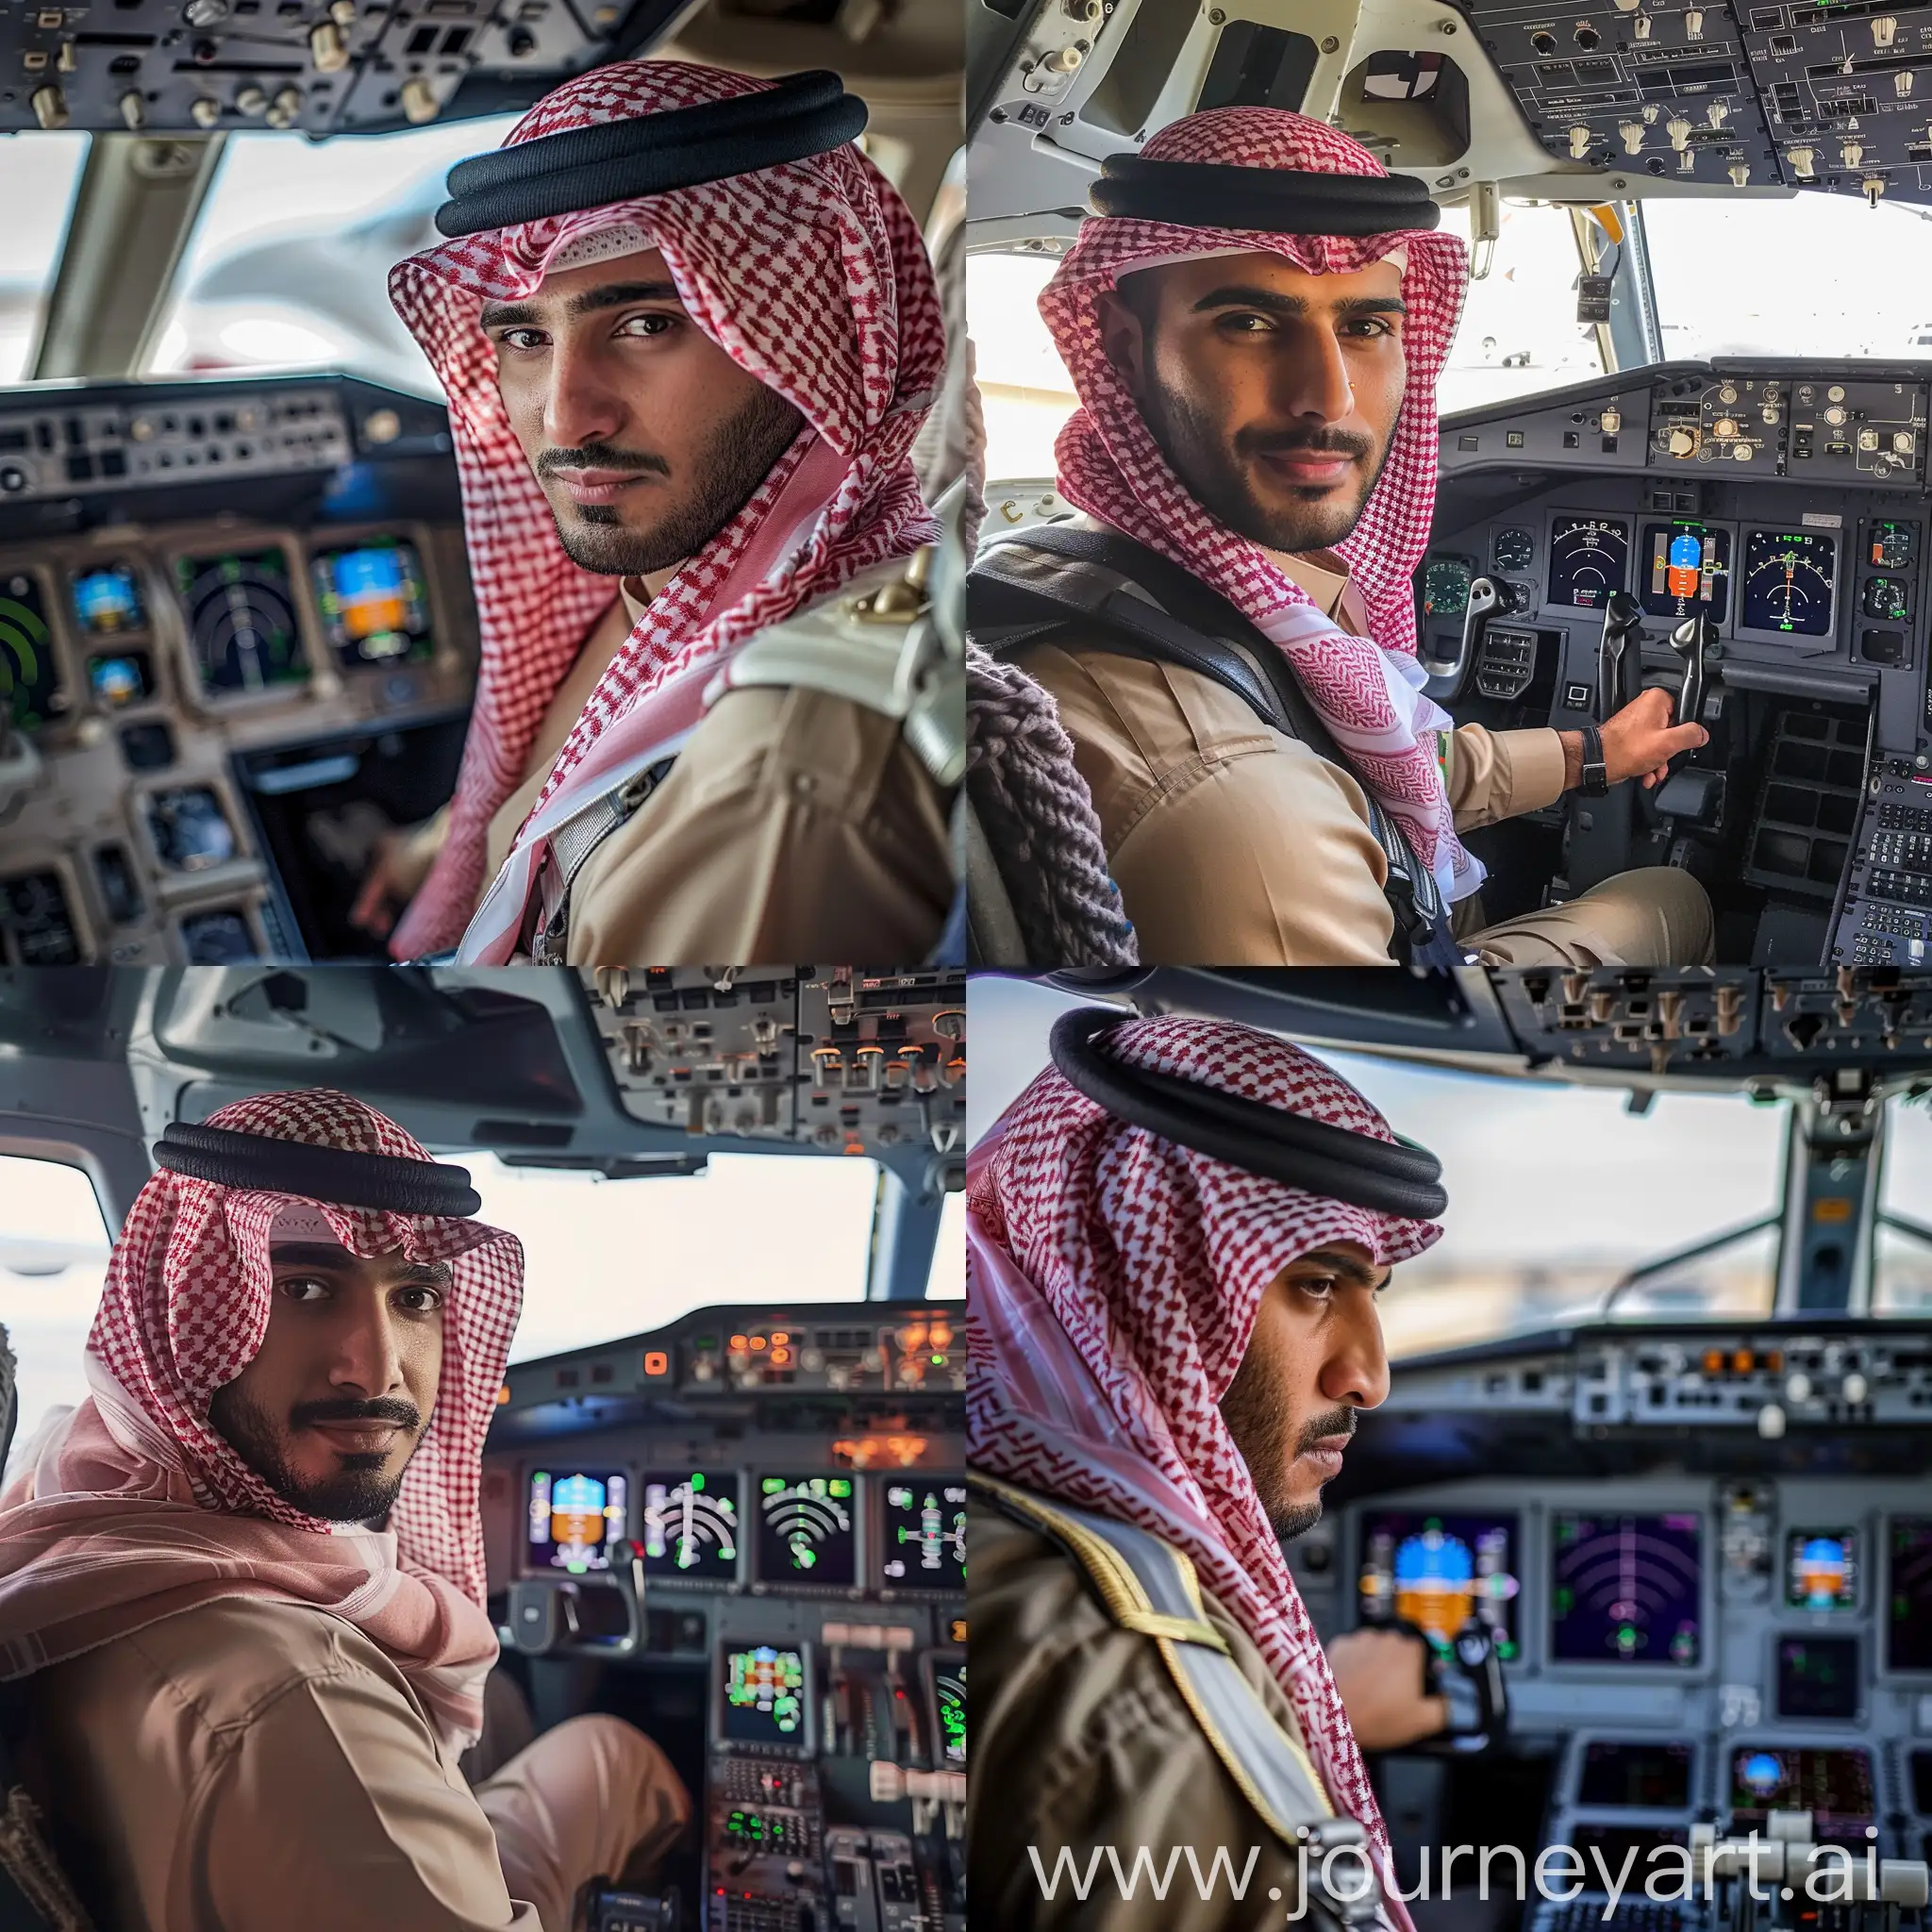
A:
[394, 1284, 446, 1315]
[1294, 1272, 1341, 1299]
[495, 327, 547, 353]
[278, 1274, 330, 1304]
[616, 311, 678, 340]
[1341, 315, 1400, 341]
[1218, 311, 1275, 334]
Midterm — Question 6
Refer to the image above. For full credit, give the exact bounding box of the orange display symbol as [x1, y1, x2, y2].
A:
[642, 1351, 670, 1377]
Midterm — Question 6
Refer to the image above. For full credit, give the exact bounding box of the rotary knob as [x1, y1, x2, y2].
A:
[1824, 404, 1848, 425]
[1786, 1371, 1813, 1402]
[1714, 417, 1739, 439]
[1843, 1372, 1870, 1405]
[1668, 426, 1697, 457]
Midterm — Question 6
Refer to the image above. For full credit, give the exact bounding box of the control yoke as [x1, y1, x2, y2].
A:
[1422, 575, 1498, 686]
[1597, 591, 1645, 724]
[1391, 1617, 1510, 1752]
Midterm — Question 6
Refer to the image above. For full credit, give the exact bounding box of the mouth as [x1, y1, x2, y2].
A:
[1254, 448, 1359, 490]
[1295, 1435, 1353, 1478]
[552, 469, 658, 508]
[306, 1419, 408, 1455]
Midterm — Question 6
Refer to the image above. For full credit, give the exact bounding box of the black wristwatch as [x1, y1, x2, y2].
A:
[1578, 723, 1610, 796]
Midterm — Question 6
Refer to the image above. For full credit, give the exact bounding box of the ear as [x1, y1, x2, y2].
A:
[1095, 286, 1149, 398]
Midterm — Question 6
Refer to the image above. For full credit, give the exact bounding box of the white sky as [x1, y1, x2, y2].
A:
[0, 1148, 958, 1477]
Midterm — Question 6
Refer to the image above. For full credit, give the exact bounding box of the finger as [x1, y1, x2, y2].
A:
[350, 874, 389, 927]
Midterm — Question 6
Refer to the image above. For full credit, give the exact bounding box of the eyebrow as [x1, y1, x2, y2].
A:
[269, 1244, 453, 1288]
[1189, 284, 1408, 322]
[478, 279, 684, 330]
[1293, 1246, 1390, 1291]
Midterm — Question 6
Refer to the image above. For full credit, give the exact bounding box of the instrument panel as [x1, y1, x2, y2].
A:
[482, 1299, 966, 1932]
[1424, 362, 1932, 967]
[0, 375, 475, 965]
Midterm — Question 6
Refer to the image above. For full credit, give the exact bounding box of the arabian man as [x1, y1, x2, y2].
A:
[0, 1090, 688, 1931]
[968, 109, 1714, 970]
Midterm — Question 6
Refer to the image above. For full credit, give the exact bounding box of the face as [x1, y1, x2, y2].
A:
[208, 1239, 450, 1523]
[1217, 1241, 1392, 1543]
[1098, 251, 1407, 556]
[484, 249, 805, 577]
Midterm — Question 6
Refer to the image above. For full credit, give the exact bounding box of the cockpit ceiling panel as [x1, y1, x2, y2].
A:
[0, 0, 685, 137]
[1464, 0, 1932, 206]
[586, 967, 967, 1162]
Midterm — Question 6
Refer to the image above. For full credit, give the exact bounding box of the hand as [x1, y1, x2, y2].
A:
[1591, 685, 1709, 790]
[350, 828, 432, 939]
[1325, 1627, 1449, 1752]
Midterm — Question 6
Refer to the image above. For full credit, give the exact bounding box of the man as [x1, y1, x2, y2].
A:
[0, 1090, 689, 1930]
[968, 108, 1714, 968]
[970, 1013, 1452, 1929]
[356, 60, 954, 964]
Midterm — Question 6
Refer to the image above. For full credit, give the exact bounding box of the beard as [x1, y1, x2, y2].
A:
[543, 379, 805, 577]
[1219, 1347, 1357, 1546]
[208, 1386, 422, 1524]
[1139, 366, 1394, 556]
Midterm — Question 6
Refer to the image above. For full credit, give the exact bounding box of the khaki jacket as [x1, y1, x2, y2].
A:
[27, 1596, 539, 1932]
[478, 586, 951, 963]
[1016, 539, 1568, 964]
[972, 1499, 1320, 1931]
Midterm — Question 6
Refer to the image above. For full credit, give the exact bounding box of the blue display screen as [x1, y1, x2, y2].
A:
[1358, 1511, 1521, 1658]
[72, 563, 146, 636]
[311, 540, 432, 667]
[1550, 1512, 1702, 1666]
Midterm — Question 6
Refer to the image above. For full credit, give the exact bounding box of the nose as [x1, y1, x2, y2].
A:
[329, 1296, 407, 1400]
[1319, 1285, 1391, 1412]
[541, 329, 628, 454]
[1273, 319, 1356, 425]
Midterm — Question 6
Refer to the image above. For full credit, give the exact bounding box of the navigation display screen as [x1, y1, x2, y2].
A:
[176, 548, 308, 696]
[1777, 1634, 1861, 1720]
[1576, 1740, 1694, 1809]
[526, 1467, 628, 1574]
[722, 1644, 810, 1748]
[1731, 1746, 1875, 1826]
[0, 572, 65, 733]
[1889, 1517, 1932, 1671]
[640, 1470, 741, 1581]
[878, 1480, 966, 1591]
[1358, 1511, 1521, 1658]
[310, 540, 433, 669]
[1550, 1512, 1702, 1666]
[1787, 1528, 1859, 1611]
[756, 1474, 858, 1588]
[1741, 529, 1837, 637]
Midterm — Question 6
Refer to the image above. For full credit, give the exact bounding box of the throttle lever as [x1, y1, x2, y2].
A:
[1423, 575, 1499, 688]
[1597, 591, 1645, 724]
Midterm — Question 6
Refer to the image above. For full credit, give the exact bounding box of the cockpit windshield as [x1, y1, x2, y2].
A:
[0, 134, 90, 384]
[142, 118, 521, 392]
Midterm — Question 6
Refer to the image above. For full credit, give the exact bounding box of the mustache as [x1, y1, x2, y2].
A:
[1238, 428, 1375, 461]
[291, 1396, 423, 1432]
[1296, 1406, 1357, 1454]
[537, 444, 671, 479]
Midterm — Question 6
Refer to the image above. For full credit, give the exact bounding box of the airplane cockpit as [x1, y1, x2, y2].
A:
[0, 962, 968, 1932]
[973, 964, 1932, 1932]
[968, 0, 1932, 966]
[0, 0, 965, 965]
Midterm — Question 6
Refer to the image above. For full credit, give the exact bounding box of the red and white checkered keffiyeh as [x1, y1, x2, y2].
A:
[1041, 108, 1481, 907]
[0, 1090, 522, 1753]
[388, 58, 946, 959]
[967, 1017, 1441, 1921]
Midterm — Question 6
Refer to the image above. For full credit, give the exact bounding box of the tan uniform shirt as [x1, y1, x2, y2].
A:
[28, 1596, 539, 1932]
[972, 1500, 1319, 1931]
[1022, 541, 1568, 964]
[472, 583, 951, 962]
